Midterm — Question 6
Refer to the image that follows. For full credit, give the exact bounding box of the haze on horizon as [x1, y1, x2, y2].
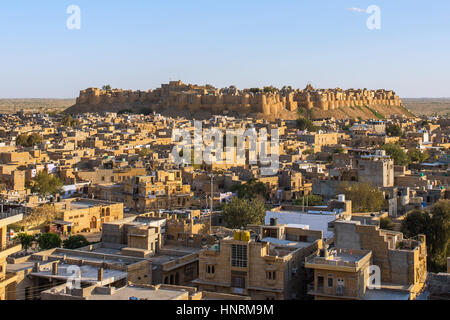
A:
[0, 0, 449, 99]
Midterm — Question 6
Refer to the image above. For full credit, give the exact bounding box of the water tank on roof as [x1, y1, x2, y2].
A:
[233, 230, 251, 242]
[338, 194, 346, 202]
[241, 231, 251, 242]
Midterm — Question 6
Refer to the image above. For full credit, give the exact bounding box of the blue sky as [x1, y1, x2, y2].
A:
[0, 0, 449, 98]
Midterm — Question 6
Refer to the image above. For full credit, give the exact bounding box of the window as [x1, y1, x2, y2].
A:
[266, 271, 276, 280]
[206, 265, 215, 274]
[231, 244, 248, 268]
[328, 276, 334, 288]
[317, 276, 324, 291]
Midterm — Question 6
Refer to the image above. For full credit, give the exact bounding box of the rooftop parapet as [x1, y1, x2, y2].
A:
[305, 248, 372, 271]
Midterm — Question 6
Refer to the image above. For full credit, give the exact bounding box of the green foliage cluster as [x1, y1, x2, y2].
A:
[222, 198, 266, 229]
[37, 233, 62, 250]
[386, 124, 403, 137]
[17, 233, 36, 251]
[16, 133, 43, 148]
[337, 182, 385, 212]
[61, 114, 81, 127]
[407, 149, 430, 164]
[294, 195, 323, 206]
[382, 144, 410, 166]
[296, 118, 317, 132]
[402, 201, 450, 272]
[231, 179, 268, 201]
[30, 171, 63, 196]
[63, 235, 90, 249]
[383, 144, 430, 166]
[380, 217, 395, 230]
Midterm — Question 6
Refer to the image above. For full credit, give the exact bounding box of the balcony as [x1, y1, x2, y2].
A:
[307, 283, 358, 299]
[0, 212, 23, 227]
[0, 241, 22, 259]
[0, 273, 18, 288]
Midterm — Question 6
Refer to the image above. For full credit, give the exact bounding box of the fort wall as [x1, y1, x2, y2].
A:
[73, 81, 402, 117]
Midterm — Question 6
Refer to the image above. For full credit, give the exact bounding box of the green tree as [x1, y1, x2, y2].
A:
[16, 133, 43, 148]
[428, 201, 450, 271]
[386, 124, 403, 137]
[61, 114, 80, 127]
[102, 85, 112, 91]
[296, 118, 317, 132]
[16, 134, 29, 147]
[295, 194, 323, 206]
[407, 149, 430, 164]
[401, 201, 450, 272]
[37, 233, 61, 250]
[17, 233, 35, 251]
[380, 217, 395, 230]
[31, 171, 63, 196]
[28, 133, 43, 146]
[222, 198, 266, 229]
[231, 179, 268, 201]
[401, 210, 432, 238]
[382, 144, 410, 166]
[63, 235, 90, 249]
[337, 182, 384, 212]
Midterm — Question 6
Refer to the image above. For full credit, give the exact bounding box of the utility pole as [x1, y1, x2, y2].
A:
[209, 173, 214, 235]
[302, 195, 305, 213]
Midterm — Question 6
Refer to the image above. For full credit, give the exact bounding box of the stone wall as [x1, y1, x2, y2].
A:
[294, 85, 402, 111]
[71, 82, 403, 119]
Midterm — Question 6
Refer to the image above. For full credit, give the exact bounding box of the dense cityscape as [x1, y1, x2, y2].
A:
[0, 83, 449, 301]
[1, 2, 449, 315]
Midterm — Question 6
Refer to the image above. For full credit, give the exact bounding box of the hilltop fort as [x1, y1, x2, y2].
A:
[66, 81, 410, 120]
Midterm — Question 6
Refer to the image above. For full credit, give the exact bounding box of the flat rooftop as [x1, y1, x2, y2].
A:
[306, 248, 372, 270]
[87, 286, 187, 300]
[262, 237, 313, 249]
[363, 289, 410, 300]
[48, 248, 144, 266]
[69, 200, 103, 210]
[79, 243, 199, 265]
[31, 264, 127, 285]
